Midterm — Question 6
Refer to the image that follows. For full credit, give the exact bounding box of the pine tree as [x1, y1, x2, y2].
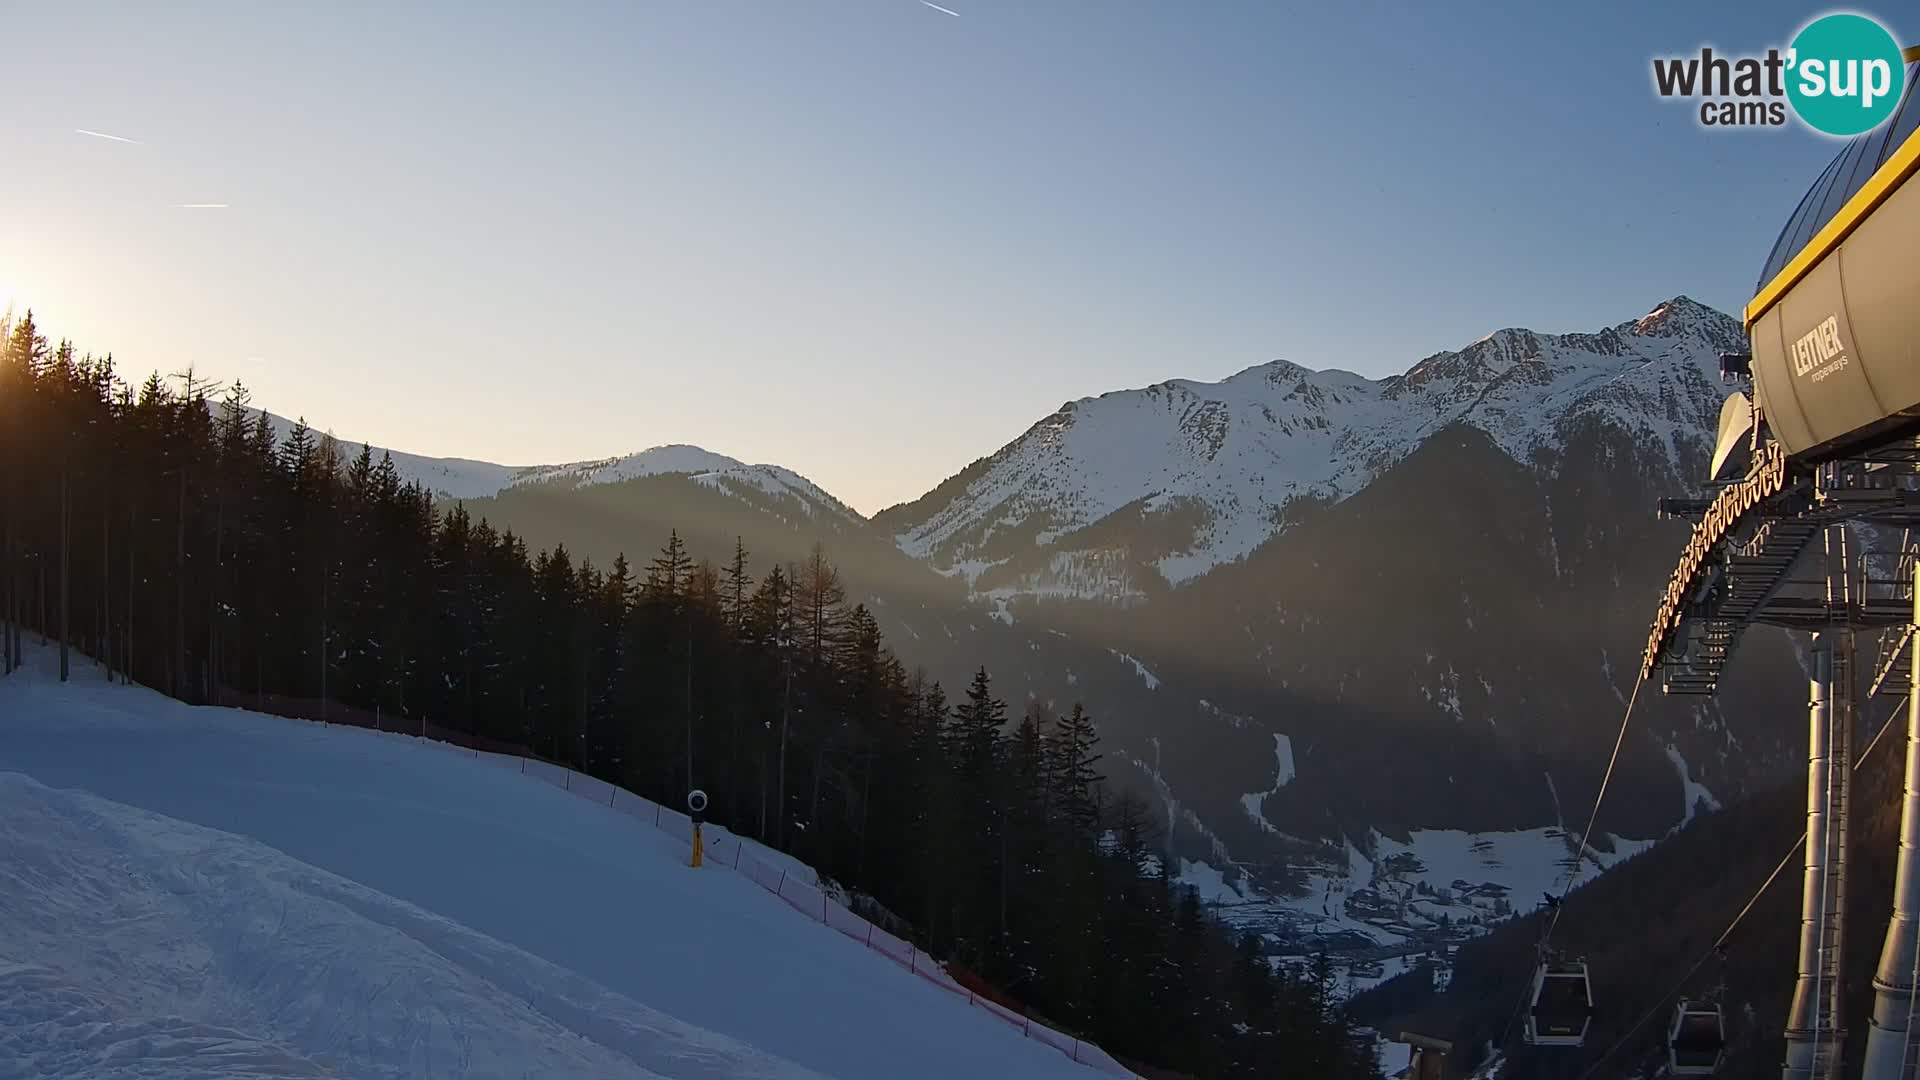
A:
[645, 528, 691, 600]
[721, 537, 751, 635]
[1049, 702, 1104, 840]
[721, 537, 752, 821]
[794, 542, 846, 670]
[947, 666, 1007, 967]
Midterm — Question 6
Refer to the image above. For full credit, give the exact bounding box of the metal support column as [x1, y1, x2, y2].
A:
[1863, 576, 1920, 1080]
[1787, 633, 1841, 1080]
[1832, 631, 1855, 1078]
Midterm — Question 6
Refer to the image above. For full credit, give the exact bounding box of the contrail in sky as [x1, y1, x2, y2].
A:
[174, 203, 229, 209]
[75, 128, 140, 144]
[918, 1, 960, 15]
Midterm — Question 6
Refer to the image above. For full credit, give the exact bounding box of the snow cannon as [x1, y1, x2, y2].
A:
[1745, 49, 1920, 463]
[687, 789, 708, 868]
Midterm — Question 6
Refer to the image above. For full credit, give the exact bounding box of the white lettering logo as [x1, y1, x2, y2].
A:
[1792, 314, 1847, 378]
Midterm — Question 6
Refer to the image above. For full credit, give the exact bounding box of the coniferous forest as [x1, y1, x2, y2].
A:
[0, 312, 1378, 1080]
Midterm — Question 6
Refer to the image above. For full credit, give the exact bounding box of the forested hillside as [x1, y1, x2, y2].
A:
[0, 312, 1378, 1080]
[453, 467, 960, 607]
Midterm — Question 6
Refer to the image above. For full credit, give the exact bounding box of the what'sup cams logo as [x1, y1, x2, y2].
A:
[1652, 11, 1907, 135]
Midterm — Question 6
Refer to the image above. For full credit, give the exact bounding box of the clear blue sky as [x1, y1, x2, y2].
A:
[0, 1, 1892, 513]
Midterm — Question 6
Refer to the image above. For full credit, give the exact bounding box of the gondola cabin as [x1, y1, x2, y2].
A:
[1667, 1000, 1726, 1076]
[1524, 960, 1593, 1047]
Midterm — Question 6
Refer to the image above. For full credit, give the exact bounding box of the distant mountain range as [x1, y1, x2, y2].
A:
[875, 296, 1743, 606]
[270, 296, 1807, 951]
[256, 410, 859, 524]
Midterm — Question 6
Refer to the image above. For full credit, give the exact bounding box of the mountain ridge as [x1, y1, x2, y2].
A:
[873, 295, 1742, 605]
[255, 294, 1739, 600]
[251, 408, 861, 525]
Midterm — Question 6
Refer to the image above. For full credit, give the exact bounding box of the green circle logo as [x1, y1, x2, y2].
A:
[1787, 13, 1907, 136]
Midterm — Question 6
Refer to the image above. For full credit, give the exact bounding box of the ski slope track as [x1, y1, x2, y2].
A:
[0, 646, 1125, 1080]
[886, 296, 1744, 596]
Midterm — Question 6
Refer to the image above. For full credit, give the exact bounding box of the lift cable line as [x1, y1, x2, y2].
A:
[1547, 674, 1648, 946]
[1493, 675, 1650, 1054]
[1571, 694, 1913, 1080]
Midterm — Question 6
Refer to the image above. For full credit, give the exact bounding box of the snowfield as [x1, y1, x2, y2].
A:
[0, 773, 826, 1080]
[0, 648, 1115, 1080]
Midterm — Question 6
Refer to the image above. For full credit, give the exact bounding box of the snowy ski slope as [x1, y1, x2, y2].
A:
[0, 646, 1121, 1079]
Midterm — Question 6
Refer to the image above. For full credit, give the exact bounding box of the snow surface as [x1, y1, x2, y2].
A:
[1108, 651, 1160, 690]
[1173, 859, 1244, 904]
[1665, 744, 1722, 827]
[1237, 734, 1296, 836]
[1178, 823, 1656, 957]
[0, 772, 827, 1080]
[974, 552, 1149, 607]
[892, 298, 1740, 597]
[511, 448, 860, 521]
[0, 648, 1111, 1080]
[1376, 1037, 1415, 1079]
[1360, 828, 1654, 908]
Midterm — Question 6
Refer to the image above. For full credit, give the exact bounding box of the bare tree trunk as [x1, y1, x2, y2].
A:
[684, 619, 694, 793]
[2, 493, 13, 676]
[319, 554, 328, 720]
[1, 532, 9, 676]
[173, 466, 186, 697]
[776, 655, 791, 848]
[208, 486, 224, 698]
[808, 750, 824, 858]
[101, 471, 111, 677]
[6, 453, 21, 673]
[11, 506, 20, 672]
[729, 666, 742, 824]
[857, 745, 873, 881]
[577, 626, 591, 771]
[463, 644, 473, 731]
[998, 810, 1010, 945]
[126, 493, 137, 685]
[58, 448, 70, 682]
[576, 665, 588, 770]
[758, 717, 769, 840]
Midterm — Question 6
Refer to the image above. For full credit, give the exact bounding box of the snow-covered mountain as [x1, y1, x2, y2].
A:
[508, 446, 862, 522]
[848, 295, 1808, 938]
[253, 408, 859, 525]
[253, 407, 525, 497]
[877, 296, 1744, 603]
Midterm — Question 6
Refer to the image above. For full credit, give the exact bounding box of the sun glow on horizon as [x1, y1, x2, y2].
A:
[0, 275, 51, 327]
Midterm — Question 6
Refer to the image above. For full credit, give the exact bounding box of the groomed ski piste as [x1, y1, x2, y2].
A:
[0, 644, 1130, 1079]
